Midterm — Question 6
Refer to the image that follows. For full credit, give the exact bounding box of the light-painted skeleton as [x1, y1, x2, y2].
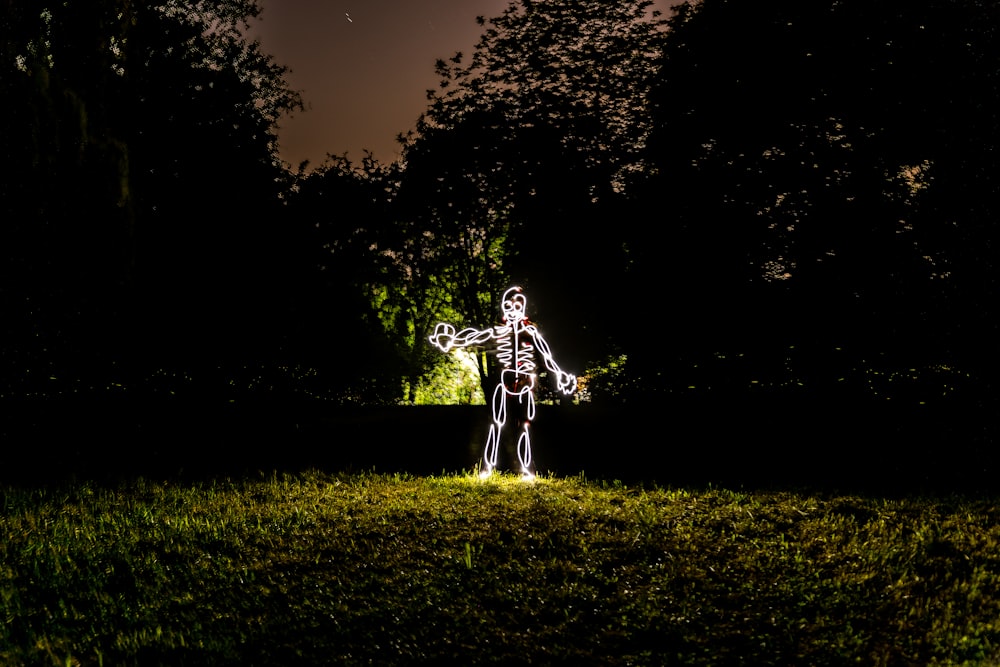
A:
[429, 286, 577, 479]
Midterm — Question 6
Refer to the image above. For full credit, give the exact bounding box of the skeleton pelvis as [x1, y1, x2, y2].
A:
[501, 368, 535, 393]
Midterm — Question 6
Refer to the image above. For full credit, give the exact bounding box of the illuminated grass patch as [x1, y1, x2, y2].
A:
[1, 471, 998, 665]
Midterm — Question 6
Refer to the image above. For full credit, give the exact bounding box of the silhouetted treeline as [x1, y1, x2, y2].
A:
[3, 0, 997, 426]
[626, 0, 999, 407]
[291, 0, 997, 412]
[2, 0, 312, 401]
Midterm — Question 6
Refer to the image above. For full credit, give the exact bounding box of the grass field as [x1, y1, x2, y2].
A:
[2, 470, 998, 665]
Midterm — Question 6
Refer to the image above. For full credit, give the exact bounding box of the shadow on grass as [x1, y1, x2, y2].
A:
[2, 393, 996, 496]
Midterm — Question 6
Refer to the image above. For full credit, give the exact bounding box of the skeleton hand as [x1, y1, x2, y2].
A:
[428, 322, 457, 352]
[557, 371, 577, 395]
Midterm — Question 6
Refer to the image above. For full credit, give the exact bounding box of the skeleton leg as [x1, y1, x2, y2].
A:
[516, 388, 535, 478]
[480, 382, 507, 477]
[516, 422, 532, 477]
[481, 424, 500, 477]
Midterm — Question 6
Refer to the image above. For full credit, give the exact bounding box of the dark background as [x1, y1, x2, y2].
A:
[2, 0, 997, 494]
[3, 399, 993, 496]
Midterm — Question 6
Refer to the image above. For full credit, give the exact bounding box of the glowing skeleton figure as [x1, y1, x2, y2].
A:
[429, 286, 577, 479]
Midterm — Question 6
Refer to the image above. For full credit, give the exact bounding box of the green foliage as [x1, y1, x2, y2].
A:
[409, 350, 486, 406]
[399, 0, 665, 372]
[578, 353, 631, 402]
[291, 152, 501, 404]
[2, 472, 998, 665]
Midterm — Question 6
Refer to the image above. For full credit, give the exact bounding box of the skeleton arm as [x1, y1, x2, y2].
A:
[526, 325, 577, 395]
[428, 322, 496, 353]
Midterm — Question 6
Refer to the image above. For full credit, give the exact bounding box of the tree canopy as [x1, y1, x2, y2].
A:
[374, 0, 667, 397]
[4, 0, 997, 410]
[625, 0, 999, 399]
[2, 0, 302, 398]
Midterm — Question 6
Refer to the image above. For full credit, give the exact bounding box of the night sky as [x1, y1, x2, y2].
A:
[249, 0, 673, 169]
[249, 0, 513, 168]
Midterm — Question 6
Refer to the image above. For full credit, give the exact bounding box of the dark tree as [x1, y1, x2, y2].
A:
[1, 1, 137, 396]
[1, 1, 303, 398]
[630, 0, 1000, 400]
[122, 1, 302, 390]
[284, 154, 406, 404]
[386, 0, 667, 397]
